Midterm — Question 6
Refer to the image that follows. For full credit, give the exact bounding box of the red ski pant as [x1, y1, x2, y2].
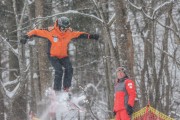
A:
[115, 109, 130, 120]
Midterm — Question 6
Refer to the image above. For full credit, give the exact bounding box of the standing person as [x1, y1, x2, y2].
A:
[113, 67, 136, 120]
[20, 16, 99, 93]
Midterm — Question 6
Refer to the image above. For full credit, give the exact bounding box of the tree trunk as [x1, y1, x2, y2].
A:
[11, 0, 26, 119]
[126, 23, 135, 78]
[164, 14, 171, 115]
[0, 90, 4, 119]
[12, 87, 27, 120]
[6, 101, 13, 120]
[6, 0, 19, 82]
[0, 39, 4, 119]
[114, 0, 128, 66]
[35, 0, 51, 100]
[114, 0, 135, 77]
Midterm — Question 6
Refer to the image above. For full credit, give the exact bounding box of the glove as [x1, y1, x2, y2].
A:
[89, 34, 99, 40]
[127, 105, 133, 115]
[20, 35, 29, 44]
[113, 111, 116, 116]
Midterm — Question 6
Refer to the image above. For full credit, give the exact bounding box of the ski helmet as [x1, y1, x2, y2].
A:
[58, 16, 70, 30]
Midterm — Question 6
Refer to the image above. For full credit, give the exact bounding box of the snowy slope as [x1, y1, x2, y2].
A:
[36, 88, 86, 120]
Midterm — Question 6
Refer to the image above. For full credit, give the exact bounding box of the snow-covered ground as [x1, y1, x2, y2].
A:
[37, 88, 86, 120]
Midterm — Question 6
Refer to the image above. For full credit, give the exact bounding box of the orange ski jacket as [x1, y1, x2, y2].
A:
[27, 20, 90, 59]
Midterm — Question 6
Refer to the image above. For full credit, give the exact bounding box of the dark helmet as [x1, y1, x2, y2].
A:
[58, 16, 70, 29]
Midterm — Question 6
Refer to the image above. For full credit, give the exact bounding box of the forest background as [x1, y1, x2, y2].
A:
[0, 0, 180, 120]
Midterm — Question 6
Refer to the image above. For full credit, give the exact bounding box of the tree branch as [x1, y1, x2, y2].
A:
[127, 0, 180, 43]
[107, 13, 116, 27]
[0, 35, 19, 57]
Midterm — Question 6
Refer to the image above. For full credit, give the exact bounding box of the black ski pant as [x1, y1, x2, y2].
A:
[49, 56, 73, 91]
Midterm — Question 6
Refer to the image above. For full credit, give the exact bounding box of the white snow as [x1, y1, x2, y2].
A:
[3, 82, 20, 98]
[3, 78, 19, 87]
[38, 88, 86, 120]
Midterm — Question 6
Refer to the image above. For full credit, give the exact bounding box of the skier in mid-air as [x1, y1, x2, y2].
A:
[21, 16, 99, 94]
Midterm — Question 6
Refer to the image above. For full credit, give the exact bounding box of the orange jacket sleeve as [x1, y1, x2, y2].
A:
[125, 79, 136, 107]
[27, 29, 50, 39]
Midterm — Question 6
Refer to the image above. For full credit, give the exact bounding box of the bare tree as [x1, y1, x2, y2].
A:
[114, 0, 134, 70]
[0, 42, 5, 120]
[0, 0, 179, 119]
[127, 0, 180, 118]
[0, 0, 29, 119]
[34, 0, 51, 100]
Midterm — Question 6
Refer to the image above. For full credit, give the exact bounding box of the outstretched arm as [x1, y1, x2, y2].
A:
[20, 29, 50, 44]
[27, 29, 50, 39]
[70, 31, 99, 40]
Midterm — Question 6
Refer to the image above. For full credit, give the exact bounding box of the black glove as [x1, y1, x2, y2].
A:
[113, 111, 116, 116]
[89, 34, 99, 40]
[20, 35, 29, 44]
[127, 105, 133, 115]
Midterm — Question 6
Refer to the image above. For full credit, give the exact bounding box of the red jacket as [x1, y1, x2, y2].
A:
[27, 20, 89, 59]
[114, 78, 136, 112]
